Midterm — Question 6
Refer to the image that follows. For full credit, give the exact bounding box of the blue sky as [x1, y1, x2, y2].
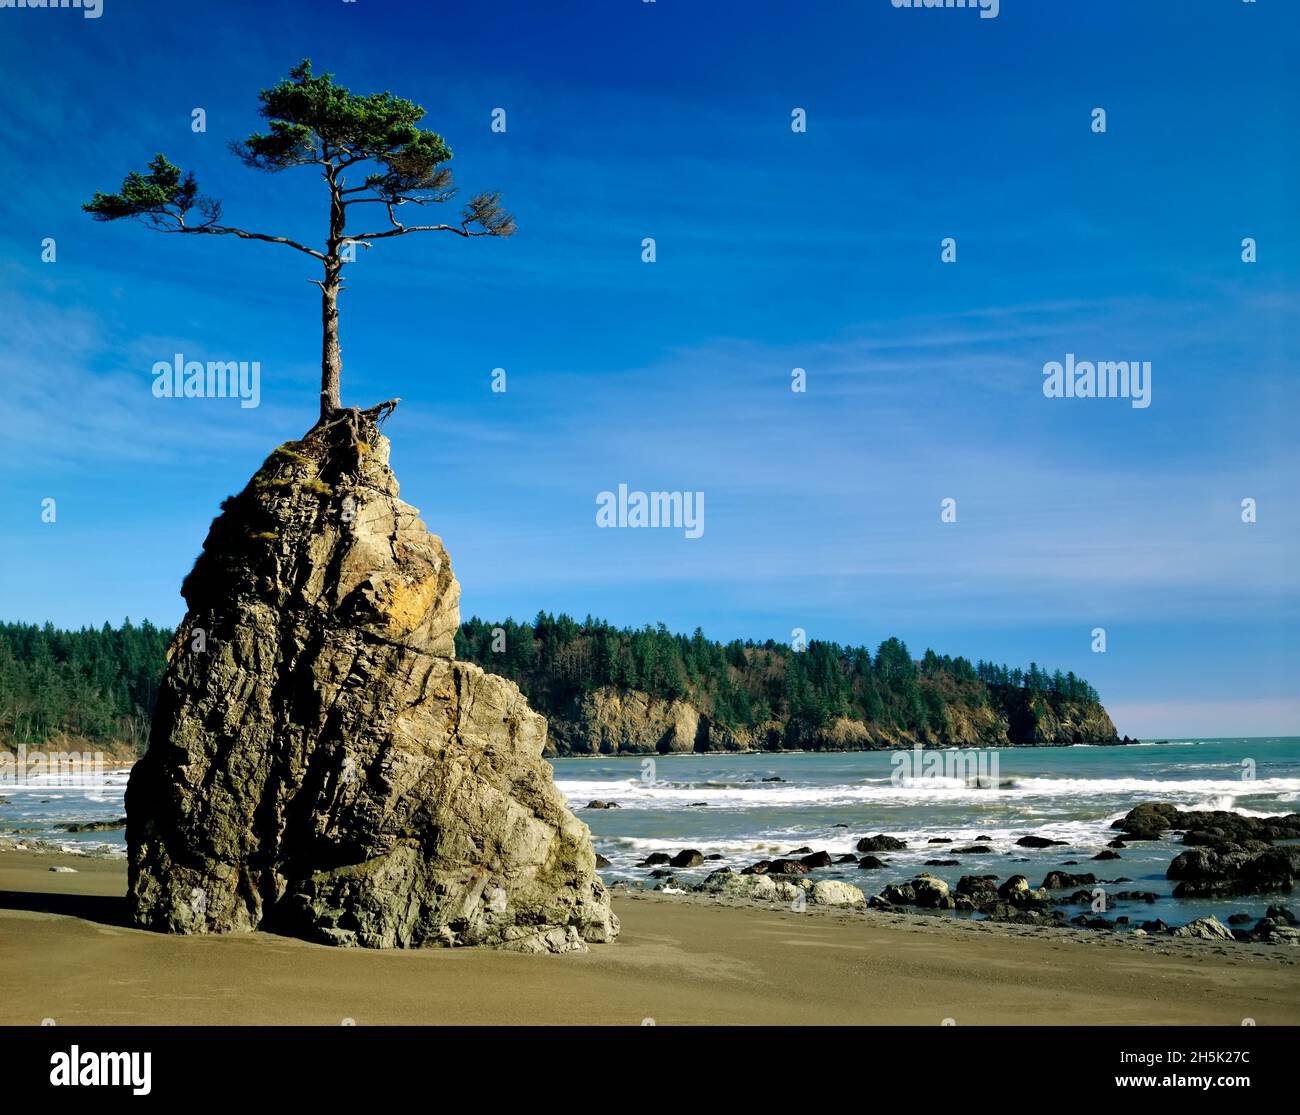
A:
[1, 0, 1297, 736]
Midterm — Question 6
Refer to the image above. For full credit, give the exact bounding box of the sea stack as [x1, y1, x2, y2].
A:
[125, 411, 618, 952]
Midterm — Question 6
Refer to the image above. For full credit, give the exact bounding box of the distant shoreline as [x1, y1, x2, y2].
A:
[547, 738, 1176, 758]
[0, 737, 1197, 765]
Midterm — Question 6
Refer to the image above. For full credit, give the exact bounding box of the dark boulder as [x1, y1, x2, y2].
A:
[1041, 871, 1096, 890]
[1169, 843, 1300, 898]
[1114, 802, 1300, 849]
[1015, 835, 1068, 848]
[956, 875, 1000, 902]
[856, 834, 907, 852]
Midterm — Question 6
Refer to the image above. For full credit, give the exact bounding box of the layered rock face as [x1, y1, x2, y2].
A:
[543, 689, 1119, 755]
[550, 687, 706, 754]
[126, 419, 617, 952]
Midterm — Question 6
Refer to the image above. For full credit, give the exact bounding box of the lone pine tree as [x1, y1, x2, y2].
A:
[84, 59, 514, 422]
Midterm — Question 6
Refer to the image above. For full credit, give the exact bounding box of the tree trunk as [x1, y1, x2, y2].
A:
[319, 162, 346, 422]
[319, 265, 342, 420]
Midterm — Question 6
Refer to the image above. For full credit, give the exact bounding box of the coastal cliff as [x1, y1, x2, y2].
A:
[455, 617, 1124, 755]
[539, 685, 1119, 755]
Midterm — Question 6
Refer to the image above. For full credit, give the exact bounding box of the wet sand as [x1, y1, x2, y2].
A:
[2, 849, 1297, 1026]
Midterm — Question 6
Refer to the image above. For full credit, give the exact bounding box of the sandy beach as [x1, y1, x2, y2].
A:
[2, 849, 1296, 1027]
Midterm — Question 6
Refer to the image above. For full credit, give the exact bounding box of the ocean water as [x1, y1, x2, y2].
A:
[554, 737, 1300, 928]
[0, 765, 131, 855]
[5, 738, 1297, 929]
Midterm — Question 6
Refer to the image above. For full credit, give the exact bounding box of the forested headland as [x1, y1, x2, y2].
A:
[0, 615, 1124, 756]
[456, 614, 1121, 752]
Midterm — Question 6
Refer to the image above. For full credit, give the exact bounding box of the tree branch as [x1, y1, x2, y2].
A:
[185, 224, 326, 259]
[352, 223, 479, 240]
[353, 200, 491, 240]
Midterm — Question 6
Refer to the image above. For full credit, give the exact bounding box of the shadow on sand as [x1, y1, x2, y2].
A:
[0, 888, 130, 928]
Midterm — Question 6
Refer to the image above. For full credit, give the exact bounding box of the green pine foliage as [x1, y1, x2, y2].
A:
[457, 613, 1103, 737]
[0, 615, 1104, 751]
[0, 620, 171, 748]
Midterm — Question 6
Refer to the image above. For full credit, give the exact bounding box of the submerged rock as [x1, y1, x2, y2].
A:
[1115, 802, 1300, 848]
[59, 818, 128, 833]
[1041, 871, 1096, 889]
[126, 419, 617, 953]
[1167, 843, 1300, 898]
[955, 875, 1000, 901]
[856, 834, 907, 852]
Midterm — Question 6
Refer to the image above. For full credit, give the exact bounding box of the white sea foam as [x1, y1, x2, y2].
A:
[1181, 795, 1292, 818]
[555, 774, 1300, 811]
[592, 816, 1124, 870]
